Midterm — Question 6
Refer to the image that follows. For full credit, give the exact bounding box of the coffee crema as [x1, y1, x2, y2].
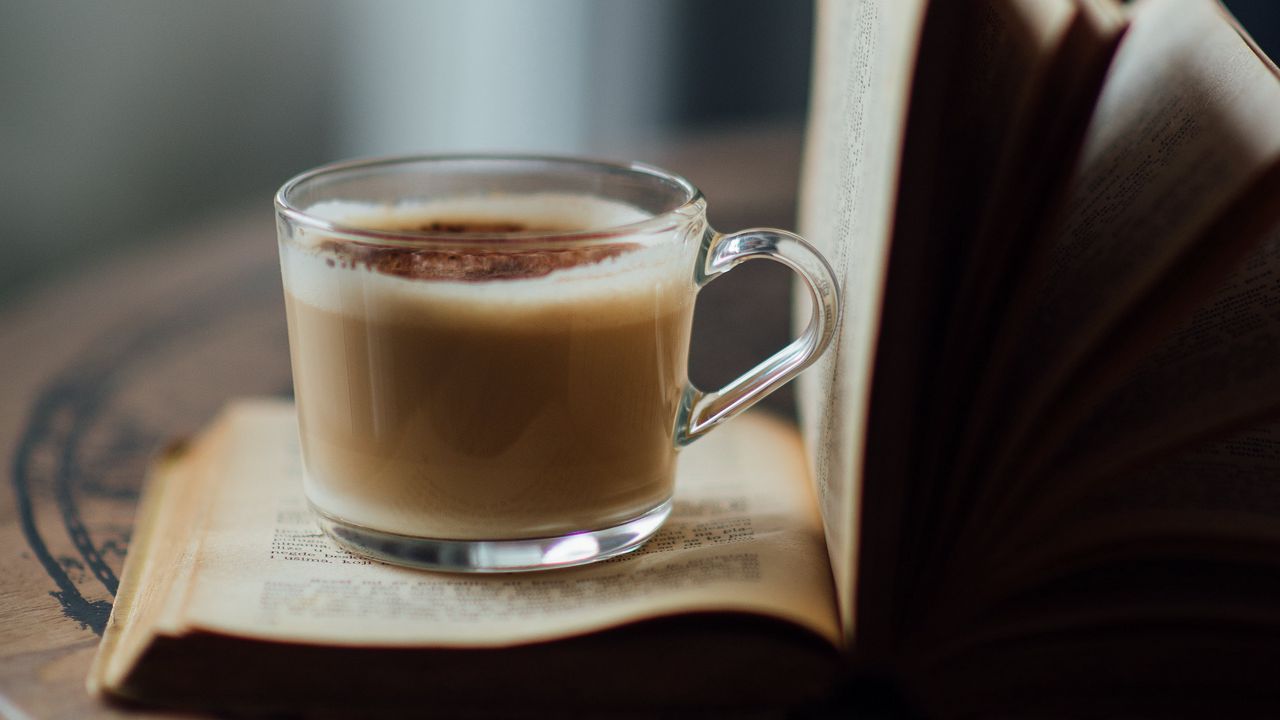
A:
[281, 194, 697, 540]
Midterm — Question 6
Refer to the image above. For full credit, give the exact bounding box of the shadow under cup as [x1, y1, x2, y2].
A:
[275, 155, 838, 572]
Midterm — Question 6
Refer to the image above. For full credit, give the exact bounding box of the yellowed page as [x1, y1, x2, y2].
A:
[90, 426, 229, 694]
[171, 400, 839, 648]
[993, 0, 1280, 459]
[88, 443, 191, 694]
[795, 0, 929, 648]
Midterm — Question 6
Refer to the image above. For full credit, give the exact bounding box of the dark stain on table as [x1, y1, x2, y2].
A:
[11, 265, 286, 634]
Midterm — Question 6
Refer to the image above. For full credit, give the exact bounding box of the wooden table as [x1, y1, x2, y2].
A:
[0, 129, 809, 718]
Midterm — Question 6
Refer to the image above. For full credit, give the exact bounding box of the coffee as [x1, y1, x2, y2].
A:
[280, 194, 696, 540]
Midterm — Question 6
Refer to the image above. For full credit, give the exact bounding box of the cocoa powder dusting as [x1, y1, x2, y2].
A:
[319, 218, 640, 281]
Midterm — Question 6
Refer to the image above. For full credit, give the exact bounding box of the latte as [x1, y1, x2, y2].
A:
[280, 194, 697, 540]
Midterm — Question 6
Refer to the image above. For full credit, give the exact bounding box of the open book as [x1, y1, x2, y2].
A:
[88, 402, 843, 714]
[92, 0, 1280, 715]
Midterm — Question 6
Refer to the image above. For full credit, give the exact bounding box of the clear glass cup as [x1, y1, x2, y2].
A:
[275, 155, 839, 572]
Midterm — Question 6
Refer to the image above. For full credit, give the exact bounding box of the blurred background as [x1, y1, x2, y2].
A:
[1, 0, 1275, 306]
[0, 0, 813, 306]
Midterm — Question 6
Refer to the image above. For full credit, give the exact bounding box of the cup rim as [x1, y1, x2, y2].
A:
[274, 153, 706, 247]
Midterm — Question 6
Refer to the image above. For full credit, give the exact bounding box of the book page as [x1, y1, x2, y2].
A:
[91, 423, 237, 692]
[909, 421, 1280, 719]
[963, 0, 1280, 517]
[925, 0, 1090, 370]
[89, 440, 207, 694]
[887, 0, 1120, 611]
[797, 0, 1099, 648]
[794, 0, 929, 648]
[172, 400, 840, 649]
[1063, 421, 1280, 556]
[924, 0, 1121, 478]
[1055, 224, 1280, 479]
[979, 421, 1280, 608]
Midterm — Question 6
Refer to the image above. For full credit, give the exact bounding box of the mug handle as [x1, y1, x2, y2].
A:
[675, 227, 841, 446]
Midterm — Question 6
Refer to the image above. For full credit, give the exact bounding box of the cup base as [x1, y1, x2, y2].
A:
[312, 500, 672, 573]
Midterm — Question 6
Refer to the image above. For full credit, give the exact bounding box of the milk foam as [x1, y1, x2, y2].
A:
[281, 193, 692, 324]
[304, 192, 650, 233]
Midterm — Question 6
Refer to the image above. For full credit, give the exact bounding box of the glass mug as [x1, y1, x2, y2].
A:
[275, 155, 839, 572]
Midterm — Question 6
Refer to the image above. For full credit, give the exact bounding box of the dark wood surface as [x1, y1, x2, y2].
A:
[0, 127, 806, 719]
